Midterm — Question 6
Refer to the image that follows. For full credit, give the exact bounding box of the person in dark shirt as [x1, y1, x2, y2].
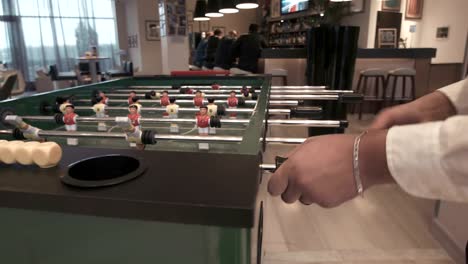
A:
[203, 29, 223, 70]
[193, 31, 212, 69]
[231, 24, 267, 74]
[214, 30, 238, 70]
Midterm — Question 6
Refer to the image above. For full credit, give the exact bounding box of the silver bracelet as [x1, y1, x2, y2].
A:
[353, 131, 368, 196]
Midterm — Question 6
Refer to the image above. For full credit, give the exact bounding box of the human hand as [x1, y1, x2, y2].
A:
[267, 131, 391, 207]
[370, 91, 456, 130]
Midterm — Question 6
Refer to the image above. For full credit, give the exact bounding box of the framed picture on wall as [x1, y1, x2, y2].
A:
[145, 20, 160, 41]
[382, 0, 401, 12]
[199, 21, 210, 32]
[436, 27, 449, 40]
[212, 26, 225, 35]
[378, 28, 398, 48]
[350, 0, 365, 13]
[405, 0, 424, 19]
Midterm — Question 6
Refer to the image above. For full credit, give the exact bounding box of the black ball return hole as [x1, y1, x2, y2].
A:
[62, 155, 146, 188]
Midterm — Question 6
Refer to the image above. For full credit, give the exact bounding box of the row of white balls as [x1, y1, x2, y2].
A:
[0, 140, 63, 168]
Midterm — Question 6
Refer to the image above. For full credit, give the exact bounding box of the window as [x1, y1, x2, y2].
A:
[0, 0, 119, 80]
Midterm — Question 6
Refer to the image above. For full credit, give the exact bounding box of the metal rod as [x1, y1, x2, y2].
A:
[70, 106, 292, 115]
[128, 85, 329, 90]
[72, 99, 299, 107]
[270, 94, 339, 100]
[17, 115, 343, 128]
[113, 89, 353, 95]
[259, 164, 276, 171]
[0, 129, 307, 144]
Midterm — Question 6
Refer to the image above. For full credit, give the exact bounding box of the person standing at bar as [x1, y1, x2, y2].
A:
[231, 24, 268, 74]
[203, 29, 223, 70]
[214, 30, 238, 70]
[193, 31, 212, 69]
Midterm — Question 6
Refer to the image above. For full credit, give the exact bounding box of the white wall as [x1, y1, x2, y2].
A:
[364, 0, 468, 64]
[117, 0, 163, 75]
[340, 1, 372, 48]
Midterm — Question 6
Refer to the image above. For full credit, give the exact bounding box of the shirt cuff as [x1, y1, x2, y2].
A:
[387, 122, 448, 200]
[438, 78, 468, 115]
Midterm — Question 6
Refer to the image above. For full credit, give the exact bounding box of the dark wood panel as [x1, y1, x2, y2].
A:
[428, 63, 463, 92]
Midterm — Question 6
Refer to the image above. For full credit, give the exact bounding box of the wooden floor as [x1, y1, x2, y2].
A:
[256, 114, 454, 264]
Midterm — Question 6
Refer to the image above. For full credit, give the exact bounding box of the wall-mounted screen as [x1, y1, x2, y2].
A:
[281, 0, 309, 15]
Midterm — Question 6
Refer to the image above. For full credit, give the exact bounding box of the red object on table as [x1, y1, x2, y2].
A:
[171, 70, 230, 76]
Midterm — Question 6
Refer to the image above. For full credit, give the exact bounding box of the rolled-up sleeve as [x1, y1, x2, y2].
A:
[386, 78, 468, 202]
[438, 78, 468, 114]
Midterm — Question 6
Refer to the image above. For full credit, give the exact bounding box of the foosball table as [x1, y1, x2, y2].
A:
[0, 75, 361, 264]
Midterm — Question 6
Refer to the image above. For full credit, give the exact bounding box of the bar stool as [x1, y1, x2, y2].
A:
[386, 68, 416, 105]
[268, 69, 288, 86]
[353, 68, 386, 120]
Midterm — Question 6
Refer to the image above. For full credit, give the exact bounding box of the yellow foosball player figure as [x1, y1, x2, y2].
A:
[166, 98, 180, 133]
[207, 98, 218, 135]
[57, 96, 73, 114]
[63, 104, 79, 146]
[92, 96, 108, 131]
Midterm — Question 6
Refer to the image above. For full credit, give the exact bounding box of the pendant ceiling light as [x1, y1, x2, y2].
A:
[219, 0, 239, 14]
[194, 0, 210, 21]
[206, 0, 224, 17]
[236, 0, 259, 9]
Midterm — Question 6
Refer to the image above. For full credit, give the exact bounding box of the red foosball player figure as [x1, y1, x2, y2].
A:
[197, 106, 211, 150]
[128, 104, 141, 131]
[227, 90, 239, 118]
[128, 91, 137, 105]
[97, 91, 109, 105]
[193, 90, 205, 108]
[160, 90, 170, 107]
[63, 104, 78, 146]
[211, 83, 220, 90]
[197, 106, 210, 136]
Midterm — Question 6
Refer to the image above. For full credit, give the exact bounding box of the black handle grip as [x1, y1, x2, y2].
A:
[339, 93, 364, 103]
[290, 106, 323, 119]
[274, 156, 288, 172]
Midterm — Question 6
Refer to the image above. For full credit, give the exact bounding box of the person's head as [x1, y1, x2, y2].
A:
[228, 30, 238, 39]
[200, 106, 208, 115]
[213, 29, 223, 38]
[129, 104, 138, 114]
[162, 90, 169, 97]
[230, 90, 236, 97]
[206, 31, 214, 38]
[249, 24, 259, 33]
[130, 91, 136, 97]
[195, 90, 202, 97]
[208, 98, 215, 104]
[169, 98, 176, 104]
[65, 104, 74, 114]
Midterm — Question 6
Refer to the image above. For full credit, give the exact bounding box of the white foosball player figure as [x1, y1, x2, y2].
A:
[166, 98, 179, 133]
[227, 90, 239, 119]
[116, 116, 144, 150]
[4, 116, 43, 141]
[193, 90, 205, 108]
[63, 104, 79, 146]
[197, 106, 211, 150]
[57, 96, 73, 114]
[207, 98, 218, 135]
[92, 96, 108, 131]
[127, 104, 141, 147]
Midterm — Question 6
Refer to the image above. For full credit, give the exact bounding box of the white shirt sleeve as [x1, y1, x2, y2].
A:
[386, 78, 468, 202]
[438, 78, 468, 114]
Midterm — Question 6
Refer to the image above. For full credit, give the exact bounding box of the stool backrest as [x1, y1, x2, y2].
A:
[0, 74, 18, 100]
[49, 65, 59, 80]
